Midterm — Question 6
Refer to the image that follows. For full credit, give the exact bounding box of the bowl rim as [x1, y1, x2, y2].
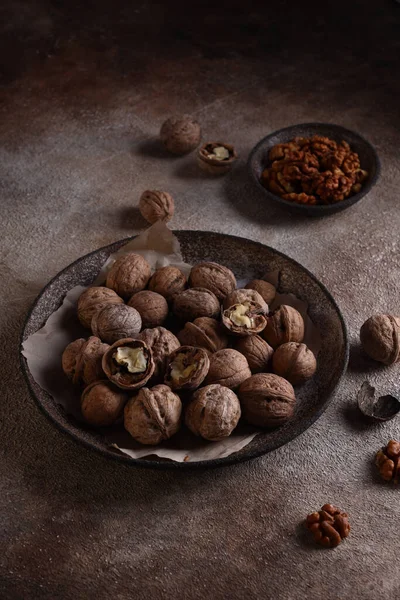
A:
[20, 230, 350, 470]
[247, 122, 381, 214]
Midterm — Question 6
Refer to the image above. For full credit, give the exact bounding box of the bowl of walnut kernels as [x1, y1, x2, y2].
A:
[248, 123, 380, 215]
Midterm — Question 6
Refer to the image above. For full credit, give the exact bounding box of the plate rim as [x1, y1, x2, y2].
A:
[19, 230, 350, 470]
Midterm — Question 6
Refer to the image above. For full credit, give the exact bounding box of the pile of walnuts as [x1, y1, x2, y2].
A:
[62, 255, 318, 446]
[261, 135, 369, 205]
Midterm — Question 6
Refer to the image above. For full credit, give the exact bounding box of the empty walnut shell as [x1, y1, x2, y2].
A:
[164, 346, 210, 391]
[272, 342, 317, 385]
[106, 253, 151, 299]
[262, 305, 305, 348]
[139, 190, 174, 224]
[205, 349, 251, 390]
[234, 335, 274, 374]
[124, 384, 182, 445]
[245, 280, 276, 305]
[148, 266, 187, 300]
[102, 338, 154, 390]
[222, 301, 267, 337]
[189, 262, 236, 301]
[160, 115, 201, 155]
[197, 142, 238, 175]
[77, 286, 124, 329]
[178, 317, 229, 354]
[223, 288, 268, 314]
[238, 373, 296, 427]
[357, 381, 400, 422]
[138, 327, 180, 382]
[91, 304, 142, 344]
[128, 290, 168, 329]
[62, 336, 109, 386]
[172, 287, 220, 322]
[185, 384, 241, 441]
[81, 380, 127, 427]
[360, 314, 400, 365]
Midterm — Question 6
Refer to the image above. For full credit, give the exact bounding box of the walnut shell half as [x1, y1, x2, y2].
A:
[222, 301, 267, 337]
[128, 290, 168, 329]
[189, 262, 236, 301]
[204, 349, 251, 390]
[81, 380, 127, 426]
[138, 327, 180, 382]
[223, 288, 268, 314]
[172, 287, 220, 322]
[62, 336, 109, 386]
[77, 286, 124, 329]
[360, 314, 400, 365]
[234, 335, 274, 374]
[238, 373, 296, 427]
[197, 142, 238, 175]
[177, 317, 229, 354]
[185, 384, 241, 441]
[262, 305, 305, 348]
[272, 342, 317, 385]
[106, 253, 151, 299]
[91, 304, 142, 344]
[148, 266, 187, 300]
[164, 346, 210, 391]
[102, 338, 154, 390]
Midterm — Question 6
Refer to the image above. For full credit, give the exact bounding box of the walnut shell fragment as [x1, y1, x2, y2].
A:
[185, 384, 241, 441]
[262, 305, 305, 348]
[91, 304, 142, 344]
[124, 384, 182, 445]
[138, 327, 180, 382]
[223, 288, 268, 314]
[160, 115, 201, 155]
[238, 373, 296, 427]
[81, 380, 127, 426]
[222, 301, 267, 337]
[62, 336, 109, 386]
[245, 279, 276, 305]
[106, 253, 151, 299]
[357, 381, 400, 422]
[148, 266, 187, 300]
[172, 287, 220, 322]
[272, 342, 316, 385]
[197, 142, 238, 175]
[102, 338, 154, 390]
[360, 314, 400, 365]
[178, 317, 229, 354]
[205, 349, 251, 390]
[164, 346, 210, 391]
[77, 286, 124, 329]
[234, 335, 274, 374]
[139, 190, 174, 224]
[189, 262, 236, 301]
[128, 290, 168, 329]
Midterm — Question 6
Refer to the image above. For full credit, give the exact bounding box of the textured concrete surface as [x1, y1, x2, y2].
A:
[1, 1, 400, 599]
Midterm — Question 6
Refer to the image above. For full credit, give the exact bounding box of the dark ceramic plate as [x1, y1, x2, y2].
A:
[20, 231, 349, 469]
[248, 123, 380, 216]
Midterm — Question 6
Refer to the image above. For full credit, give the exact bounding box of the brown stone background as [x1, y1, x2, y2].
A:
[1, 1, 400, 598]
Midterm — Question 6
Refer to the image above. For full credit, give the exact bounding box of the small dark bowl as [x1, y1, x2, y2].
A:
[248, 123, 380, 216]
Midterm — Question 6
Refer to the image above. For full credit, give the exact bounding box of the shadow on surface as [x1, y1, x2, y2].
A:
[118, 206, 148, 230]
[132, 138, 178, 160]
[347, 343, 386, 374]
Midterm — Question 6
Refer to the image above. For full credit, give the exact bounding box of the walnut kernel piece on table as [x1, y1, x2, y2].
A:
[139, 190, 174, 224]
[305, 504, 350, 548]
[376, 440, 400, 483]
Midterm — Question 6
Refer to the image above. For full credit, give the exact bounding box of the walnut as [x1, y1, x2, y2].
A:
[197, 142, 238, 175]
[272, 342, 317, 385]
[138, 190, 174, 224]
[234, 335, 273, 374]
[262, 305, 305, 349]
[238, 373, 296, 427]
[128, 290, 168, 329]
[160, 115, 201, 155]
[106, 253, 151, 299]
[185, 384, 241, 441]
[138, 327, 180, 381]
[102, 338, 154, 390]
[282, 192, 317, 205]
[305, 504, 350, 548]
[177, 317, 229, 354]
[148, 266, 187, 300]
[124, 384, 182, 445]
[222, 301, 267, 337]
[62, 336, 109, 386]
[164, 346, 210, 391]
[81, 380, 127, 426]
[91, 304, 142, 344]
[188, 262, 236, 301]
[77, 286, 124, 329]
[375, 440, 400, 483]
[223, 288, 268, 314]
[360, 315, 400, 365]
[245, 280, 276, 305]
[172, 288, 220, 322]
[204, 349, 251, 390]
[315, 169, 354, 203]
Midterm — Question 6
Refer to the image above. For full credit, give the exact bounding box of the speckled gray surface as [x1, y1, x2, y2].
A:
[2, 1, 400, 599]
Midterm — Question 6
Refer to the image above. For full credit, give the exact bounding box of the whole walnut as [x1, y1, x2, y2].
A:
[222, 301, 267, 337]
[188, 262, 236, 301]
[138, 327, 180, 381]
[172, 288, 220, 322]
[234, 335, 273, 374]
[164, 346, 210, 391]
[185, 384, 241, 441]
[128, 290, 168, 329]
[139, 190, 174, 224]
[262, 305, 305, 348]
[106, 253, 151, 299]
[360, 314, 400, 365]
[102, 338, 154, 390]
[245, 279, 276, 305]
[238, 373, 296, 427]
[223, 288, 268, 314]
[306, 504, 350, 548]
[160, 115, 201, 155]
[178, 317, 229, 354]
[205, 349, 251, 389]
[77, 286, 124, 329]
[272, 342, 317, 385]
[62, 336, 109, 386]
[375, 440, 400, 483]
[124, 384, 182, 445]
[81, 380, 127, 426]
[91, 304, 142, 344]
[148, 266, 187, 300]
